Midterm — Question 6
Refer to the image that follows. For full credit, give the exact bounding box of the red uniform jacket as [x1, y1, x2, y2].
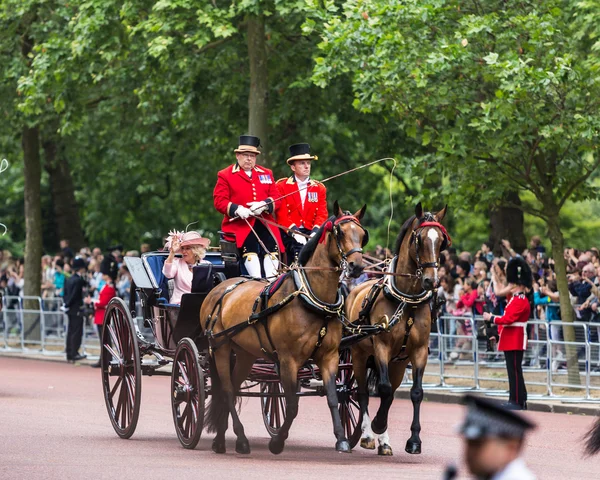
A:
[214, 163, 283, 249]
[492, 293, 530, 351]
[94, 283, 116, 326]
[276, 176, 328, 232]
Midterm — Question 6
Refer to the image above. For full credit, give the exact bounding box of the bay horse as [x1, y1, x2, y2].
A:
[345, 203, 449, 455]
[201, 202, 368, 455]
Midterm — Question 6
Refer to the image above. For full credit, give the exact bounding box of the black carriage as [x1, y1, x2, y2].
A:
[100, 240, 361, 450]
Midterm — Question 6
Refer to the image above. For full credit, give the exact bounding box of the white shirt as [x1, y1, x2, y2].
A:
[491, 458, 536, 480]
[296, 176, 309, 207]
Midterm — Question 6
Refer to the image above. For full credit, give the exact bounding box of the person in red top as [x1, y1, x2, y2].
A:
[89, 256, 118, 368]
[276, 143, 328, 261]
[483, 257, 532, 410]
[213, 135, 283, 279]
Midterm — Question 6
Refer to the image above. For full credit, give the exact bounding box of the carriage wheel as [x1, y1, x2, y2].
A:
[101, 298, 142, 439]
[171, 338, 205, 449]
[337, 349, 362, 448]
[260, 381, 287, 438]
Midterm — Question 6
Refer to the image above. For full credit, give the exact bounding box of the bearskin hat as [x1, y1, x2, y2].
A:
[100, 256, 119, 281]
[506, 256, 532, 289]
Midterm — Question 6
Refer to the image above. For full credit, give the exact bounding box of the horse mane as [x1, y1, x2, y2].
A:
[393, 211, 436, 256]
[298, 215, 337, 266]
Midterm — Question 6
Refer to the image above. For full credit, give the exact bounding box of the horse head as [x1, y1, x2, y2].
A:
[409, 202, 450, 291]
[328, 201, 368, 278]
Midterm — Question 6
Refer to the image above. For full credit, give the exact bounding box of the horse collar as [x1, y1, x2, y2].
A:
[385, 256, 433, 304]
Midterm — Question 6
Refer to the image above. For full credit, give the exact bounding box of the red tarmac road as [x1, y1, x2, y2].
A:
[1, 356, 599, 480]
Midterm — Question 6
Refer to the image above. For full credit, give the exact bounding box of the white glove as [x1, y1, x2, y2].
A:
[235, 205, 252, 219]
[293, 233, 307, 245]
[246, 200, 268, 215]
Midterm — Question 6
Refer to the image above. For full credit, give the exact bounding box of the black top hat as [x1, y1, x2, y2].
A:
[459, 394, 536, 440]
[506, 256, 533, 289]
[234, 135, 261, 155]
[72, 257, 87, 271]
[100, 256, 119, 281]
[286, 143, 318, 165]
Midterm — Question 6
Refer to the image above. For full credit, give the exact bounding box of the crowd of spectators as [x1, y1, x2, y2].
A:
[0, 240, 155, 327]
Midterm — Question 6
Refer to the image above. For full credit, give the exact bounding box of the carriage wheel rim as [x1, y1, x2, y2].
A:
[101, 298, 141, 439]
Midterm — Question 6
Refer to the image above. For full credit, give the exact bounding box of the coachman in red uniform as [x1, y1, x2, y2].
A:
[483, 256, 532, 410]
[276, 143, 328, 261]
[213, 135, 283, 278]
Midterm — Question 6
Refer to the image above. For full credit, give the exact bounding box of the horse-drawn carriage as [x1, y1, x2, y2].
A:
[100, 202, 449, 456]
[100, 206, 365, 451]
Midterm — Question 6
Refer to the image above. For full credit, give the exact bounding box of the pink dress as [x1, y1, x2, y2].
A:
[162, 258, 209, 304]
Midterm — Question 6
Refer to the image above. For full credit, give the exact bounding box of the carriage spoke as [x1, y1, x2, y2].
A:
[107, 322, 122, 357]
[109, 376, 123, 400]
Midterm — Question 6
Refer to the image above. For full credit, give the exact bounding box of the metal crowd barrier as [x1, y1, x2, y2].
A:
[2, 295, 600, 403]
[1, 295, 147, 359]
[407, 313, 600, 403]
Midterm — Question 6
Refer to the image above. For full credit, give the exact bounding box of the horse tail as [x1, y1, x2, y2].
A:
[584, 417, 600, 456]
[205, 352, 228, 434]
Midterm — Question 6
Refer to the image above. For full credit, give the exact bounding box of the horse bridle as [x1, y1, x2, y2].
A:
[409, 221, 451, 277]
[331, 215, 368, 267]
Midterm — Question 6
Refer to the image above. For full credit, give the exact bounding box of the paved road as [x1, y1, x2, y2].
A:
[1, 357, 599, 479]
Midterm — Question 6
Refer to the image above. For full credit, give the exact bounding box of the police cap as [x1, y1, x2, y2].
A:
[459, 395, 536, 440]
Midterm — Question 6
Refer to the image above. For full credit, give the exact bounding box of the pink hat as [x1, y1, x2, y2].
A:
[180, 231, 210, 249]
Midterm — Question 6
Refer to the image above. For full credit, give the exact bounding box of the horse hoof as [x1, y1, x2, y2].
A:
[361, 437, 376, 450]
[378, 444, 393, 456]
[212, 439, 226, 454]
[236, 439, 251, 455]
[405, 440, 421, 454]
[269, 438, 285, 455]
[336, 440, 351, 453]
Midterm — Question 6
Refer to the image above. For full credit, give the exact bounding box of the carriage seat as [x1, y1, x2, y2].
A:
[143, 253, 228, 306]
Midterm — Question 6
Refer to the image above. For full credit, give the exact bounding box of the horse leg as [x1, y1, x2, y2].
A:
[405, 346, 428, 455]
[374, 360, 407, 456]
[268, 358, 300, 455]
[352, 348, 374, 450]
[230, 349, 256, 454]
[205, 347, 231, 454]
[371, 343, 392, 436]
[319, 350, 351, 453]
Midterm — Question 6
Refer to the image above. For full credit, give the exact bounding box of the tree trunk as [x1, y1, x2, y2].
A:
[247, 14, 269, 166]
[22, 124, 43, 341]
[546, 213, 581, 385]
[43, 137, 85, 251]
[489, 191, 526, 255]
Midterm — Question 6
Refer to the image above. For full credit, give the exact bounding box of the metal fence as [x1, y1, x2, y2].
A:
[2, 296, 599, 403]
[0, 295, 148, 359]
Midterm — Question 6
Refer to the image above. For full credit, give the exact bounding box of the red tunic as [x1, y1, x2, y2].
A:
[492, 293, 530, 351]
[276, 176, 328, 232]
[94, 283, 116, 326]
[214, 163, 283, 249]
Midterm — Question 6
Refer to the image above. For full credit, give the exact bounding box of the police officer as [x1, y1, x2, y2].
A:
[213, 135, 283, 279]
[450, 394, 537, 480]
[483, 257, 532, 410]
[276, 143, 328, 261]
[64, 257, 88, 362]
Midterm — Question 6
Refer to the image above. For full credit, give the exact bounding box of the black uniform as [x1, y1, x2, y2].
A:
[64, 272, 87, 360]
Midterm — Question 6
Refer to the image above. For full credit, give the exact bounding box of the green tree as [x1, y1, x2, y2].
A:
[312, 0, 600, 382]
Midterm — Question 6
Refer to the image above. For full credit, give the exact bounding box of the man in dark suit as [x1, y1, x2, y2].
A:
[64, 257, 88, 362]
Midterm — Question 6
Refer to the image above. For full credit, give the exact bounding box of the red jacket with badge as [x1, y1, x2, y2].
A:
[214, 163, 283, 249]
[492, 293, 530, 351]
[93, 283, 116, 326]
[276, 176, 328, 232]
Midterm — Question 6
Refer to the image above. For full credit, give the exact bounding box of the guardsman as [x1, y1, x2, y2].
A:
[276, 143, 328, 261]
[213, 135, 283, 279]
[449, 394, 536, 479]
[483, 257, 532, 410]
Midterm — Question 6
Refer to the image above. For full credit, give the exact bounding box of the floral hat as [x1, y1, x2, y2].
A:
[164, 230, 210, 251]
